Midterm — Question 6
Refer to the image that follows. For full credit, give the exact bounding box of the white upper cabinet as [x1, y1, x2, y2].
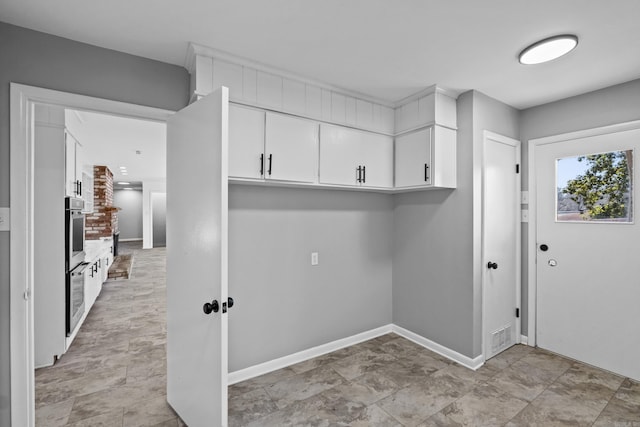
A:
[65, 131, 83, 197]
[229, 104, 265, 180]
[265, 112, 319, 183]
[319, 124, 393, 189]
[395, 126, 456, 189]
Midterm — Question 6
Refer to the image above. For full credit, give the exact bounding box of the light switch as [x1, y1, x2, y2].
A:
[0, 208, 9, 231]
[311, 252, 319, 266]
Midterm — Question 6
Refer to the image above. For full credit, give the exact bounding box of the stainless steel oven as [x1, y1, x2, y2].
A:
[65, 197, 86, 335]
[67, 262, 88, 335]
[66, 197, 86, 271]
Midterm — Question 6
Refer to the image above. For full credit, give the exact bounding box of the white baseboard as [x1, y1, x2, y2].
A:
[228, 323, 489, 384]
[119, 238, 142, 242]
[520, 335, 529, 346]
[392, 325, 484, 370]
[228, 324, 393, 385]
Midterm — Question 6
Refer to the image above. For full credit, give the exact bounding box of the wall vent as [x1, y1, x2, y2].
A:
[491, 324, 513, 354]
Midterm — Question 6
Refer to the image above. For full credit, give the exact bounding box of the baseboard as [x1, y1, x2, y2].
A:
[391, 325, 485, 370]
[227, 324, 393, 385]
[119, 238, 142, 242]
[520, 335, 528, 346]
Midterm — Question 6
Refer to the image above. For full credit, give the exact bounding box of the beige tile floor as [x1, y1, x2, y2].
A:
[36, 242, 640, 426]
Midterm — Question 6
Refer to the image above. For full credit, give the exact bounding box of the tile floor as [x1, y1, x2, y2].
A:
[36, 242, 640, 426]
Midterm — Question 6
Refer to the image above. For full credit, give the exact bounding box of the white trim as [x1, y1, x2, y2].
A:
[9, 83, 174, 427]
[481, 131, 522, 362]
[393, 84, 460, 108]
[520, 335, 529, 346]
[119, 238, 143, 242]
[527, 119, 640, 350]
[228, 325, 393, 384]
[392, 325, 485, 370]
[228, 323, 486, 385]
[186, 43, 394, 108]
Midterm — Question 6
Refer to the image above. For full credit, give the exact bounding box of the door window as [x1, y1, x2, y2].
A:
[556, 150, 633, 222]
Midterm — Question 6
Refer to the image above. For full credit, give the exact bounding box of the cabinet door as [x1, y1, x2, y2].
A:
[265, 112, 318, 183]
[360, 133, 393, 188]
[229, 104, 265, 180]
[319, 124, 365, 186]
[65, 131, 77, 196]
[395, 127, 432, 188]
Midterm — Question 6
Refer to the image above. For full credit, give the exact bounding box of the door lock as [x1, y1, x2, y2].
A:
[548, 259, 558, 267]
[203, 300, 219, 315]
[540, 244, 549, 252]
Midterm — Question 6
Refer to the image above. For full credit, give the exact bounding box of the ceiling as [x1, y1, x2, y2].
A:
[68, 110, 166, 184]
[2, 1, 640, 109]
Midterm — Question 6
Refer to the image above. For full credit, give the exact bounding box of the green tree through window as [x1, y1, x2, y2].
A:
[563, 150, 633, 221]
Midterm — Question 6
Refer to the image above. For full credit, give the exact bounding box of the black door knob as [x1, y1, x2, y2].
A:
[228, 297, 234, 309]
[540, 244, 549, 252]
[203, 300, 219, 315]
[487, 262, 498, 270]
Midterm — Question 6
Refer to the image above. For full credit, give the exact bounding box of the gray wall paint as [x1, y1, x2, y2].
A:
[519, 78, 640, 335]
[0, 22, 189, 424]
[152, 193, 167, 247]
[392, 91, 519, 359]
[113, 190, 143, 240]
[228, 185, 393, 371]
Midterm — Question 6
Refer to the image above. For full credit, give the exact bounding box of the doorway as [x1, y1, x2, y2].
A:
[529, 121, 640, 381]
[482, 131, 521, 361]
[9, 83, 173, 426]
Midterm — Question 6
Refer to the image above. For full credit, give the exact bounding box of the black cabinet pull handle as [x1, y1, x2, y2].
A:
[268, 154, 273, 176]
[356, 166, 361, 183]
[362, 166, 366, 184]
[203, 300, 219, 315]
[79, 180, 82, 196]
[425, 164, 429, 182]
[260, 153, 264, 176]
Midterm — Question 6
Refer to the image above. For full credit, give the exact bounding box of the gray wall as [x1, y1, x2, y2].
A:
[0, 22, 189, 424]
[392, 90, 519, 359]
[113, 189, 143, 240]
[228, 185, 393, 371]
[519, 78, 640, 335]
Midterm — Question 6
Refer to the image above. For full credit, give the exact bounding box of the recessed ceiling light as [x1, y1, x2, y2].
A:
[118, 181, 130, 185]
[122, 172, 128, 175]
[119, 166, 127, 170]
[519, 34, 578, 65]
[124, 187, 133, 190]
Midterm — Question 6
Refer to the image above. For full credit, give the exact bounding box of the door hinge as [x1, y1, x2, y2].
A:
[516, 308, 520, 318]
[516, 164, 520, 174]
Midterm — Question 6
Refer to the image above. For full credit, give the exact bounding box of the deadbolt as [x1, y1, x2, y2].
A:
[548, 259, 557, 267]
[540, 244, 549, 252]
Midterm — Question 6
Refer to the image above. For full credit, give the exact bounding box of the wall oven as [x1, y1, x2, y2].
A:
[65, 197, 86, 335]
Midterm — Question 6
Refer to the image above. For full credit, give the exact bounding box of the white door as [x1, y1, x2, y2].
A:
[265, 112, 318, 183]
[229, 104, 265, 180]
[166, 88, 229, 426]
[536, 128, 640, 380]
[483, 132, 520, 360]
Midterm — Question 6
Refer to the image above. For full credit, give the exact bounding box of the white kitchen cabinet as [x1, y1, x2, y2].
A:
[264, 112, 318, 183]
[65, 130, 85, 198]
[319, 124, 393, 188]
[229, 104, 265, 180]
[395, 125, 457, 189]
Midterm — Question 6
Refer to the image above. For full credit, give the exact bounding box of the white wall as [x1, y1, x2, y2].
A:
[113, 189, 143, 240]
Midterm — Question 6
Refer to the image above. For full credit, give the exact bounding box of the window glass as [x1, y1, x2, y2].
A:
[557, 150, 633, 222]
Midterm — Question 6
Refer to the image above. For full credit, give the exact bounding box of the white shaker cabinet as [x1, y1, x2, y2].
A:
[229, 104, 265, 180]
[395, 126, 456, 189]
[319, 124, 393, 188]
[229, 106, 319, 184]
[264, 112, 318, 183]
[65, 131, 83, 197]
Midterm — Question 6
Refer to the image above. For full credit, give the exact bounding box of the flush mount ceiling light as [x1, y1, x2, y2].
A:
[519, 34, 578, 65]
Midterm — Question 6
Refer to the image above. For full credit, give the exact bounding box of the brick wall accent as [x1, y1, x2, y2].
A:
[85, 165, 119, 240]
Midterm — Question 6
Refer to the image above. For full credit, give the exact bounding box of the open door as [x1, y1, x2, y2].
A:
[166, 88, 229, 426]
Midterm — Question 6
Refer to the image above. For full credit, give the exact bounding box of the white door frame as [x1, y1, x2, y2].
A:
[526, 119, 640, 348]
[9, 83, 173, 427]
[481, 131, 521, 360]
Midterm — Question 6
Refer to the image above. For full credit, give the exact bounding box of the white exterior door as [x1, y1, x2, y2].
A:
[166, 88, 229, 426]
[483, 132, 521, 360]
[535, 127, 640, 381]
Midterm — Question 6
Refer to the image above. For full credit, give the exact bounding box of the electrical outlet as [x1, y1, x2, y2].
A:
[311, 252, 319, 266]
[0, 208, 9, 231]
